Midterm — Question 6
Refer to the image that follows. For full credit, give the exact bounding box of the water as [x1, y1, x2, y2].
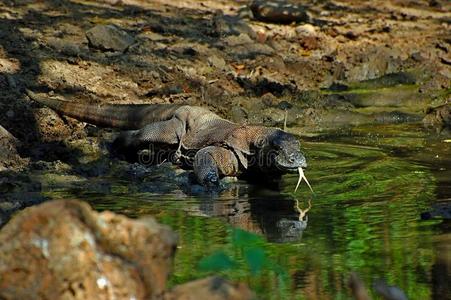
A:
[37, 124, 450, 299]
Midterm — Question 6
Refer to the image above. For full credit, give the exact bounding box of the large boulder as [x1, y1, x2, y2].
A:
[0, 200, 177, 300]
[0, 200, 254, 300]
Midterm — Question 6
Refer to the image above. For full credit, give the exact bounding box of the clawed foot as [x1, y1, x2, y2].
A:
[174, 149, 192, 163]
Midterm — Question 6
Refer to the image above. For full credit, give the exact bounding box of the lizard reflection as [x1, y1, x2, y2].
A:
[192, 184, 313, 243]
[274, 199, 312, 243]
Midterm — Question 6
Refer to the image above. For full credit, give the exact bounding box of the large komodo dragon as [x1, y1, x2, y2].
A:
[26, 90, 311, 190]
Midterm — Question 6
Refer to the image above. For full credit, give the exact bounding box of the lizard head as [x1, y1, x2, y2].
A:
[256, 129, 312, 192]
[257, 129, 307, 172]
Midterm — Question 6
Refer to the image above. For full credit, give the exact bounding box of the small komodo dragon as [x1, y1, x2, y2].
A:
[26, 90, 311, 190]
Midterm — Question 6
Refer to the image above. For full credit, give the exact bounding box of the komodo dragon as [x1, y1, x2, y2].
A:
[26, 90, 312, 190]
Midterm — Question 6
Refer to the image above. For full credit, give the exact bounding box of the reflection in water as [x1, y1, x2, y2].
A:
[32, 124, 450, 299]
[272, 199, 311, 243]
[194, 190, 312, 243]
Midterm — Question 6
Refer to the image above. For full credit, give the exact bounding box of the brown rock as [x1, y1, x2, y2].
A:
[0, 124, 25, 171]
[0, 200, 178, 300]
[165, 276, 254, 300]
[33, 107, 74, 142]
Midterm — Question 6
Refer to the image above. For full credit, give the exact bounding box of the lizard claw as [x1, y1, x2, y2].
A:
[174, 149, 192, 163]
[175, 149, 182, 162]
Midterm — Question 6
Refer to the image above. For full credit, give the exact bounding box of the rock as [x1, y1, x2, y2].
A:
[211, 11, 255, 38]
[261, 92, 278, 107]
[0, 125, 25, 171]
[46, 37, 85, 56]
[373, 280, 408, 300]
[0, 124, 17, 143]
[208, 55, 227, 71]
[250, 0, 310, 24]
[230, 106, 248, 123]
[224, 33, 253, 47]
[423, 104, 451, 129]
[0, 200, 177, 300]
[165, 276, 254, 300]
[421, 201, 451, 220]
[224, 33, 274, 59]
[295, 24, 316, 36]
[86, 24, 135, 52]
[300, 35, 320, 50]
[33, 107, 74, 142]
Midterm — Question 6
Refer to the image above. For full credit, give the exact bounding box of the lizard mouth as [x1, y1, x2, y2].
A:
[294, 167, 313, 193]
[275, 160, 307, 172]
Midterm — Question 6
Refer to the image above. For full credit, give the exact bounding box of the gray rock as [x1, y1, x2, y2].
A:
[46, 37, 84, 56]
[86, 24, 135, 52]
[224, 33, 253, 47]
[230, 106, 248, 123]
[373, 280, 408, 300]
[250, 0, 310, 24]
[211, 10, 255, 38]
[165, 276, 254, 300]
[207, 55, 227, 71]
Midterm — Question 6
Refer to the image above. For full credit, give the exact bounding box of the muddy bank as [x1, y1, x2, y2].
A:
[0, 199, 253, 300]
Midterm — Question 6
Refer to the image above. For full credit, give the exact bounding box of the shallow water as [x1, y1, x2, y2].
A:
[38, 124, 450, 299]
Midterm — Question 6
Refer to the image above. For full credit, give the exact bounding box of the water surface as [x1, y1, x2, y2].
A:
[39, 124, 451, 299]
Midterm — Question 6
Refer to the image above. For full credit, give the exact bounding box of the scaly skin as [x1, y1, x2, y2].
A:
[27, 90, 307, 187]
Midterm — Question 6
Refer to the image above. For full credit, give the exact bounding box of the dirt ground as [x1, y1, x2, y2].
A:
[0, 0, 450, 169]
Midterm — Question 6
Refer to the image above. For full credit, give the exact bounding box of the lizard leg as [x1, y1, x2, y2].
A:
[113, 117, 185, 156]
[193, 146, 239, 186]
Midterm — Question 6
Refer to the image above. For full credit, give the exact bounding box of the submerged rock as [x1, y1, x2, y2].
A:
[86, 24, 135, 52]
[373, 280, 408, 300]
[165, 276, 254, 300]
[421, 201, 451, 220]
[0, 200, 177, 300]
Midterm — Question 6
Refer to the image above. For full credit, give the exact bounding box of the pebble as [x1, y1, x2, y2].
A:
[295, 24, 316, 36]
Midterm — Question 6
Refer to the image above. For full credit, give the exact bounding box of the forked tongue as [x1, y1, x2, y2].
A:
[294, 167, 313, 193]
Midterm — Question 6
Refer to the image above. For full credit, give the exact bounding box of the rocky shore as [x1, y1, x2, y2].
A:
[0, 200, 254, 300]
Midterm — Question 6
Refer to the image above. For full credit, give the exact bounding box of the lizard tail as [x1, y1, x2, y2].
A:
[26, 90, 181, 129]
